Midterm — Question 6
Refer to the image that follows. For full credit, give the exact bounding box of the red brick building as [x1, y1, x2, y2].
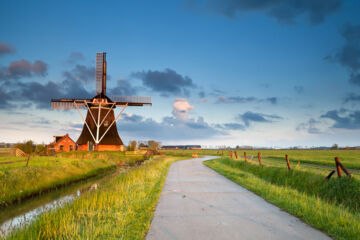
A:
[47, 134, 76, 154]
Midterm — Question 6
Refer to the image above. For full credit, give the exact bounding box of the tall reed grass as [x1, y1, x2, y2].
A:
[0, 152, 143, 207]
[6, 155, 187, 239]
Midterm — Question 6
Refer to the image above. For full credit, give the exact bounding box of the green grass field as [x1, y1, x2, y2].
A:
[0, 151, 144, 207]
[0, 149, 14, 157]
[161, 149, 360, 169]
[204, 157, 360, 240]
[2, 149, 359, 239]
[5, 155, 189, 240]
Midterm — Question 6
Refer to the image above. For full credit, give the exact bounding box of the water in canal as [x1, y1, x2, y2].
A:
[0, 166, 129, 238]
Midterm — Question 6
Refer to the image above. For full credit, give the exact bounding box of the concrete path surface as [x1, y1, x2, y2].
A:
[146, 156, 331, 240]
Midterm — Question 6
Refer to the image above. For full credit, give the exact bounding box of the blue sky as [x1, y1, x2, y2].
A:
[0, 0, 360, 147]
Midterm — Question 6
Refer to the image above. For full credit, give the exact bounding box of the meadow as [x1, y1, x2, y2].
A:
[204, 157, 360, 240]
[5, 155, 190, 239]
[162, 149, 360, 169]
[0, 151, 144, 207]
[2, 149, 360, 239]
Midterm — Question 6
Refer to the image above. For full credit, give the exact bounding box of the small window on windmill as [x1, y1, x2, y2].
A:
[104, 120, 109, 127]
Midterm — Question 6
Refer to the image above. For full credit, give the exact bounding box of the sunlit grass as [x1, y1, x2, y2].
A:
[6, 155, 188, 240]
[0, 152, 144, 207]
[204, 157, 360, 240]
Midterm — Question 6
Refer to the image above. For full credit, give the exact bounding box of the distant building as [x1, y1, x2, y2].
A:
[47, 134, 76, 154]
[161, 145, 201, 150]
[0, 142, 14, 148]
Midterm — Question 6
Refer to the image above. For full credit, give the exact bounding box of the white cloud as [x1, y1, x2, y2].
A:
[172, 98, 195, 120]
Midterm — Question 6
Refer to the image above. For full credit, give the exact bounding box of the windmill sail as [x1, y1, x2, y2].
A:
[111, 96, 152, 106]
[51, 99, 88, 109]
[96, 52, 106, 95]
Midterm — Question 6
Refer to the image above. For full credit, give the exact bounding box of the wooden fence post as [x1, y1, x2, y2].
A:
[258, 152, 261, 166]
[285, 154, 291, 170]
[335, 157, 342, 178]
[326, 170, 336, 180]
[26, 154, 31, 167]
[234, 151, 238, 160]
[230, 151, 233, 159]
[244, 152, 247, 163]
[336, 157, 352, 178]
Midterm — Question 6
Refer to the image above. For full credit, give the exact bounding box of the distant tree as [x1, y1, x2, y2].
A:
[14, 140, 35, 154]
[235, 145, 240, 149]
[127, 140, 137, 151]
[14, 140, 35, 166]
[138, 142, 147, 148]
[148, 140, 159, 151]
[35, 144, 47, 155]
[331, 144, 338, 150]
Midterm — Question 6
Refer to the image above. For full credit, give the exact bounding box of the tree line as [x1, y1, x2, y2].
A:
[127, 140, 160, 151]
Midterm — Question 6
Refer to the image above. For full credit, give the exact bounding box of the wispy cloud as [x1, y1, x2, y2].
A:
[344, 93, 360, 103]
[109, 79, 139, 96]
[131, 68, 195, 97]
[0, 59, 47, 80]
[191, 0, 343, 25]
[0, 86, 13, 109]
[63, 64, 94, 84]
[296, 118, 322, 134]
[215, 96, 277, 104]
[325, 23, 360, 87]
[66, 52, 85, 64]
[215, 122, 246, 131]
[294, 85, 304, 94]
[0, 42, 16, 55]
[321, 109, 360, 129]
[237, 111, 282, 127]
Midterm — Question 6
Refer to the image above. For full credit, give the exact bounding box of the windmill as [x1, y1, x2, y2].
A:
[51, 52, 151, 151]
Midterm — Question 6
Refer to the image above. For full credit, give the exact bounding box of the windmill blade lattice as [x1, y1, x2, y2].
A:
[96, 53, 106, 95]
[111, 96, 152, 106]
[51, 99, 87, 109]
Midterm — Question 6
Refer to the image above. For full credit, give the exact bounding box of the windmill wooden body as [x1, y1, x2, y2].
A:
[51, 53, 151, 151]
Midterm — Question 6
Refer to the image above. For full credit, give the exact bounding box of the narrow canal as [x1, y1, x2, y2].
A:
[0, 164, 136, 238]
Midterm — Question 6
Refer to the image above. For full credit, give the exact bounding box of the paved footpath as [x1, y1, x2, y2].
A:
[146, 156, 331, 240]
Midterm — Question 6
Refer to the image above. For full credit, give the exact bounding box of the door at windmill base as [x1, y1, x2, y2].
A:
[88, 141, 93, 151]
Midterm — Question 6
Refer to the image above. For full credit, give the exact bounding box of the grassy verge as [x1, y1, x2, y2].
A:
[6, 155, 188, 240]
[204, 157, 360, 240]
[0, 152, 143, 207]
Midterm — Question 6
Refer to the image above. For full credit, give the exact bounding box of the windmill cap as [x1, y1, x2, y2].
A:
[91, 94, 114, 103]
